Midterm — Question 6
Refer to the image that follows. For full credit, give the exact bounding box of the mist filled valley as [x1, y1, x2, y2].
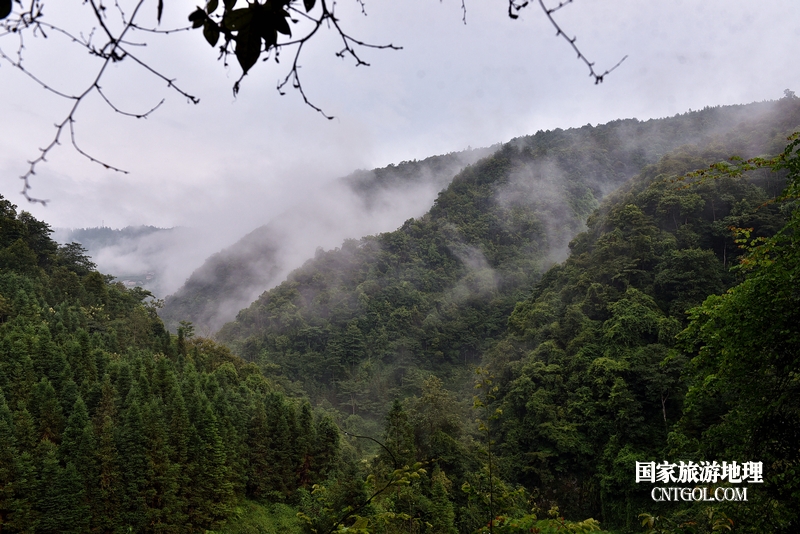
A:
[3, 96, 800, 533]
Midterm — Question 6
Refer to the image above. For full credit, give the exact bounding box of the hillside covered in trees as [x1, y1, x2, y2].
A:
[163, 99, 789, 336]
[1, 95, 799, 533]
[216, 95, 800, 532]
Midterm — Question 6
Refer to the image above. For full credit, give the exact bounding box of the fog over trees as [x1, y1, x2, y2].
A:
[2, 2, 799, 533]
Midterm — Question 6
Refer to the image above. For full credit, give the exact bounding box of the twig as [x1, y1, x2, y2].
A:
[2, 0, 199, 203]
[120, 47, 200, 103]
[324, 428, 415, 534]
[129, 23, 193, 34]
[536, 0, 627, 84]
[96, 86, 165, 118]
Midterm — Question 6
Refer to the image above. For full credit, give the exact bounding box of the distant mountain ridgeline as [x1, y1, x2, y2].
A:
[216, 99, 800, 418]
[159, 148, 498, 334]
[53, 225, 168, 250]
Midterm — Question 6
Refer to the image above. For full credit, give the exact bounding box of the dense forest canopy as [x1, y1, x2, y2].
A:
[1, 95, 799, 533]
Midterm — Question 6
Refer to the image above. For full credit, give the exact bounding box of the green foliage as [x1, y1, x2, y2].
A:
[4, 100, 800, 533]
[218, 103, 795, 422]
[674, 135, 800, 532]
[212, 500, 304, 533]
[475, 509, 606, 534]
[488, 105, 800, 529]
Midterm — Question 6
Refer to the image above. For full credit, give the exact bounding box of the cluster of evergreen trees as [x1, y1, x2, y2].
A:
[0, 196, 344, 532]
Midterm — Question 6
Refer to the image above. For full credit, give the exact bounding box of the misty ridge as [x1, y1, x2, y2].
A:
[158, 148, 497, 333]
[51, 225, 179, 295]
[53, 99, 792, 339]
[4, 94, 800, 533]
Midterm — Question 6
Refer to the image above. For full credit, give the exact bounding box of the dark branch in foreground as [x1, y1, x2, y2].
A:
[0, 0, 198, 204]
[326, 428, 425, 534]
[1, 0, 627, 204]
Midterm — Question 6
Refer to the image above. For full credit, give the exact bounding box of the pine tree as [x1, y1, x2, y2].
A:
[94, 414, 121, 532]
[36, 441, 88, 533]
[66, 329, 97, 393]
[295, 402, 316, 488]
[186, 398, 234, 529]
[0, 332, 36, 408]
[12, 405, 37, 457]
[117, 395, 149, 532]
[59, 396, 98, 524]
[29, 377, 64, 443]
[142, 398, 181, 531]
[428, 467, 457, 534]
[246, 400, 272, 499]
[382, 399, 416, 467]
[314, 415, 341, 482]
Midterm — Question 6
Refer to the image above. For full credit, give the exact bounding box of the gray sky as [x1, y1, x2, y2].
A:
[2, 0, 798, 238]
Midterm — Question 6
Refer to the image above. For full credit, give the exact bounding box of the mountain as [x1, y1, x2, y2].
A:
[217, 99, 798, 408]
[170, 102, 794, 339]
[3, 96, 799, 533]
[490, 111, 797, 525]
[51, 225, 195, 298]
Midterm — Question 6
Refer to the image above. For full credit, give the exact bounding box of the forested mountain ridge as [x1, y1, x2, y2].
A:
[214, 95, 800, 532]
[0, 197, 348, 532]
[164, 99, 789, 337]
[483, 97, 800, 530]
[490, 136, 793, 527]
[2, 96, 799, 534]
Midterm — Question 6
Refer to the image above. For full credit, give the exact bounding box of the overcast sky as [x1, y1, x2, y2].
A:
[2, 0, 798, 240]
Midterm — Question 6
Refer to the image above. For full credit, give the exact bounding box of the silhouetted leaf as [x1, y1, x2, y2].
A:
[0, 0, 13, 20]
[223, 0, 236, 9]
[259, 26, 278, 49]
[235, 25, 262, 75]
[273, 11, 291, 36]
[223, 8, 253, 31]
[303, 0, 316, 13]
[157, 0, 163, 23]
[203, 20, 220, 47]
[206, 0, 218, 14]
[188, 8, 207, 28]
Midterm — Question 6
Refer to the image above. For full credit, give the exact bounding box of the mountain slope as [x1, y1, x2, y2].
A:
[478, 97, 800, 527]
[217, 99, 800, 418]
[165, 100, 789, 335]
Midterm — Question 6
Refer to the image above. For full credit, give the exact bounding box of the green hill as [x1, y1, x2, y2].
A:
[219, 99, 800, 416]
[3, 96, 799, 533]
